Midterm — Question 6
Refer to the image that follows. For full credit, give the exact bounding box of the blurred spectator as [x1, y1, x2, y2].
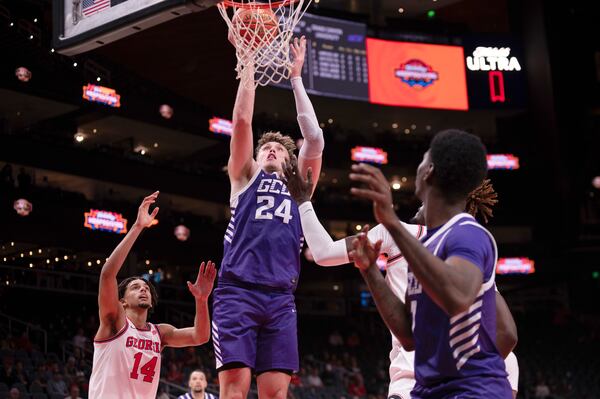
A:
[329, 330, 344, 347]
[347, 375, 366, 397]
[12, 361, 29, 385]
[17, 167, 32, 192]
[1, 163, 14, 189]
[346, 332, 360, 349]
[47, 373, 69, 397]
[167, 362, 184, 385]
[9, 387, 21, 399]
[64, 384, 83, 399]
[73, 328, 88, 350]
[14, 332, 33, 352]
[0, 356, 16, 385]
[305, 367, 324, 388]
[534, 379, 551, 398]
[157, 385, 170, 399]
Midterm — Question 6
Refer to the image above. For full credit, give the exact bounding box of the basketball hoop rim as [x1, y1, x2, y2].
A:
[221, 0, 299, 9]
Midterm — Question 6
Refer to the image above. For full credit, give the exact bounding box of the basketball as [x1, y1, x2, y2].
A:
[232, 8, 279, 48]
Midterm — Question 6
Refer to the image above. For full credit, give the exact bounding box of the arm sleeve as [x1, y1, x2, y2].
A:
[504, 351, 519, 392]
[291, 77, 324, 160]
[299, 202, 349, 266]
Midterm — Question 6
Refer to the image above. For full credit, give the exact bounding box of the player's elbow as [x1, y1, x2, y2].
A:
[497, 328, 518, 358]
[194, 331, 211, 346]
[399, 336, 415, 352]
[232, 116, 252, 129]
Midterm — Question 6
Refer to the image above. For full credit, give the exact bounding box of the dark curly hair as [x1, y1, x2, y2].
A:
[118, 276, 158, 312]
[429, 129, 488, 202]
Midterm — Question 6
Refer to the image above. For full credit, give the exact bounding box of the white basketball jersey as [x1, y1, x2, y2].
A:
[89, 318, 162, 399]
[367, 222, 425, 396]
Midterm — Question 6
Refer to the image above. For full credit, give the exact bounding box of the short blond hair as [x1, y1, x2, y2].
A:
[255, 131, 296, 160]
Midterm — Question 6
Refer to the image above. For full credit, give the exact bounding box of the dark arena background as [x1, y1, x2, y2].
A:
[1, 0, 599, 398]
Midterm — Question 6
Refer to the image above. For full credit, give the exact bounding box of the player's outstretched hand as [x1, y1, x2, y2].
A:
[187, 261, 217, 302]
[290, 36, 307, 78]
[349, 225, 382, 272]
[133, 191, 159, 229]
[349, 164, 397, 227]
[282, 155, 312, 204]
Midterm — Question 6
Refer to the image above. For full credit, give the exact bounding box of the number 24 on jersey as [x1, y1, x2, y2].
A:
[255, 196, 293, 224]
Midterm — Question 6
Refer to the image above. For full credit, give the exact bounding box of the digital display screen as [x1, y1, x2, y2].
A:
[366, 38, 469, 110]
[84, 209, 128, 234]
[496, 258, 535, 275]
[462, 37, 527, 109]
[209, 117, 233, 136]
[487, 154, 520, 170]
[82, 84, 121, 107]
[272, 13, 369, 101]
[351, 146, 388, 164]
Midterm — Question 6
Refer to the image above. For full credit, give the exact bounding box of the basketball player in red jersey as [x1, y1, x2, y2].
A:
[88, 191, 216, 399]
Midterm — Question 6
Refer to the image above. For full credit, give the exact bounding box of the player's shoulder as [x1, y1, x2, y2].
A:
[400, 221, 426, 239]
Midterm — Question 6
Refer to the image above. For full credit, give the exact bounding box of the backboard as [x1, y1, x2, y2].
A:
[53, 0, 222, 56]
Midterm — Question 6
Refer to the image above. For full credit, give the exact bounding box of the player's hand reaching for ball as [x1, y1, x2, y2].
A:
[349, 225, 382, 272]
[283, 155, 313, 205]
[133, 191, 159, 229]
[290, 36, 307, 78]
[187, 261, 217, 302]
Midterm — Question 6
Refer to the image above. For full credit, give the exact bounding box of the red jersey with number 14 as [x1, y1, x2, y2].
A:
[89, 318, 162, 399]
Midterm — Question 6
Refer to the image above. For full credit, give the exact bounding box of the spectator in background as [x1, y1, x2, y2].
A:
[64, 356, 79, 382]
[177, 370, 217, 399]
[72, 328, 87, 351]
[329, 330, 344, 348]
[9, 387, 21, 399]
[167, 362, 184, 385]
[305, 367, 324, 388]
[534, 379, 551, 399]
[47, 372, 69, 397]
[0, 163, 14, 190]
[17, 167, 32, 192]
[12, 361, 29, 386]
[157, 385, 171, 399]
[0, 356, 16, 385]
[14, 332, 33, 352]
[346, 332, 360, 349]
[347, 375, 366, 398]
[64, 385, 83, 399]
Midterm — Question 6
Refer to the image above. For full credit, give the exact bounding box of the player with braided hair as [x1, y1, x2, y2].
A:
[284, 157, 518, 399]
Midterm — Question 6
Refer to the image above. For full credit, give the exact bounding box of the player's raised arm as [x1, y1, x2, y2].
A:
[228, 33, 259, 188]
[350, 226, 415, 350]
[290, 36, 324, 194]
[97, 191, 159, 338]
[159, 261, 216, 347]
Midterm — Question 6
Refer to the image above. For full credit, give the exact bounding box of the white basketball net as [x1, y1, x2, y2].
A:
[217, 0, 311, 88]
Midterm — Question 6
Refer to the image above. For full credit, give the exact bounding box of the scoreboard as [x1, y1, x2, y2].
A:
[273, 13, 369, 101]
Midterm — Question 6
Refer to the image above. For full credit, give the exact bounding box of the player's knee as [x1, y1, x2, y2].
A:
[261, 387, 287, 399]
[221, 387, 247, 399]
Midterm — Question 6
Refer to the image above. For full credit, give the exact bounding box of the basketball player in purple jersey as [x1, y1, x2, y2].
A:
[214, 36, 324, 399]
[349, 129, 512, 398]
[283, 164, 518, 399]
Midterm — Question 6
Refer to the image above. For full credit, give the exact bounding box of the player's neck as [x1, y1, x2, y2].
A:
[125, 309, 149, 329]
[191, 391, 204, 399]
[424, 194, 466, 229]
